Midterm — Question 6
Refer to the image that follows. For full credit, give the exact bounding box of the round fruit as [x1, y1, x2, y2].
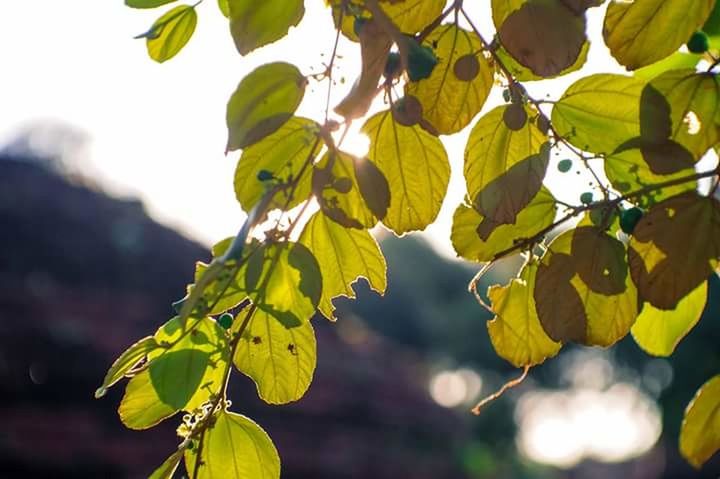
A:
[333, 177, 353, 194]
[503, 103, 527, 131]
[557, 159, 573, 173]
[620, 207, 643, 235]
[257, 169, 274, 182]
[218, 313, 234, 330]
[453, 54, 480, 81]
[687, 31, 710, 54]
[580, 192, 593, 204]
[407, 42, 439, 82]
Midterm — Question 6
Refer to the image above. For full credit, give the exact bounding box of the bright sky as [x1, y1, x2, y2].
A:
[0, 1, 622, 257]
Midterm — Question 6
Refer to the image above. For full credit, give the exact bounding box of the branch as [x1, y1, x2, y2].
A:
[489, 167, 720, 262]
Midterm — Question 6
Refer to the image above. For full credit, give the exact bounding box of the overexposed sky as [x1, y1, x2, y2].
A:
[0, 1, 622, 257]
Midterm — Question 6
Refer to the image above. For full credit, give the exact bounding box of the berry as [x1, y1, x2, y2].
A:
[620, 207, 644, 235]
[218, 313, 234, 330]
[687, 31, 710, 54]
[257, 169, 274, 182]
[580, 192, 593, 204]
[557, 159, 573, 173]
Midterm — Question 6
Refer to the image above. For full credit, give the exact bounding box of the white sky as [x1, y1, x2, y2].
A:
[0, 1, 623, 257]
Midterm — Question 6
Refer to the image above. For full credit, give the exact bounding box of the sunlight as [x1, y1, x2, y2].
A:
[516, 356, 662, 469]
[429, 368, 483, 409]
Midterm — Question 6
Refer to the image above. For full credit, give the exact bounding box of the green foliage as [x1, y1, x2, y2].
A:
[107, 0, 720, 475]
[140, 4, 198, 63]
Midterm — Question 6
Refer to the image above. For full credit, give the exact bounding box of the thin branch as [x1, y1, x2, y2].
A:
[471, 366, 530, 415]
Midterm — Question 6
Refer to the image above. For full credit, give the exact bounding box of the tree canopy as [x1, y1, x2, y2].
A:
[97, 0, 720, 476]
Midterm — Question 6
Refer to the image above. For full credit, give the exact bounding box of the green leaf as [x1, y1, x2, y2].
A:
[185, 411, 280, 479]
[233, 309, 316, 404]
[312, 150, 389, 229]
[142, 5, 198, 63]
[535, 226, 638, 346]
[487, 262, 562, 368]
[226, 62, 307, 152]
[604, 149, 697, 207]
[404, 25, 493, 135]
[299, 212, 387, 320]
[628, 192, 720, 310]
[149, 449, 184, 479]
[497, 0, 586, 77]
[229, 0, 305, 55]
[633, 52, 702, 81]
[631, 282, 708, 357]
[362, 109, 449, 235]
[603, 0, 715, 70]
[245, 242, 322, 327]
[464, 105, 549, 238]
[118, 317, 228, 429]
[641, 70, 720, 160]
[126, 0, 177, 8]
[95, 336, 161, 398]
[552, 74, 646, 154]
[217, 0, 229, 16]
[234, 117, 320, 213]
[679, 375, 720, 468]
[451, 187, 556, 263]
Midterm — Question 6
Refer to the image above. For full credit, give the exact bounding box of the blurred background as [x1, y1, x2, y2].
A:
[1, 1, 720, 478]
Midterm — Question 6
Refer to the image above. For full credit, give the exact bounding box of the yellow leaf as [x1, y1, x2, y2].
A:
[405, 25, 493, 135]
[631, 282, 708, 357]
[680, 375, 720, 468]
[362, 109, 449, 234]
[487, 262, 562, 368]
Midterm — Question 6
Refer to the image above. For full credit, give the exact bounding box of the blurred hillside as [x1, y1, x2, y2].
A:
[0, 149, 718, 478]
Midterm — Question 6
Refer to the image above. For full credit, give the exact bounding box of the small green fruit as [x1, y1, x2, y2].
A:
[218, 313, 234, 330]
[384, 52, 402, 80]
[580, 192, 593, 204]
[620, 207, 643, 235]
[257, 169, 274, 182]
[687, 31, 710, 54]
[333, 177, 353, 194]
[407, 42, 439, 82]
[557, 159, 573, 173]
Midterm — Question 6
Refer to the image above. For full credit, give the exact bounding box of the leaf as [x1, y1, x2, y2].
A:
[628, 192, 720, 310]
[233, 309, 316, 404]
[464, 105, 550, 237]
[226, 62, 307, 152]
[497, 0, 587, 78]
[234, 117, 320, 213]
[487, 262, 562, 368]
[245, 242, 322, 327]
[552, 73, 646, 154]
[494, 40, 589, 82]
[149, 449, 184, 479]
[451, 187, 557, 263]
[603, 0, 714, 70]
[535, 226, 638, 346]
[404, 25, 493, 135]
[299, 212, 387, 320]
[680, 375, 720, 468]
[641, 70, 720, 160]
[185, 411, 280, 479]
[631, 281, 708, 357]
[143, 5, 198, 63]
[604, 149, 697, 207]
[217, 0, 229, 16]
[119, 317, 228, 429]
[334, 18, 392, 120]
[312, 150, 389, 229]
[634, 52, 703, 81]
[188, 237, 250, 316]
[330, 0, 445, 42]
[126, 0, 177, 8]
[362, 109, 450, 235]
[229, 0, 305, 55]
[95, 336, 161, 398]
